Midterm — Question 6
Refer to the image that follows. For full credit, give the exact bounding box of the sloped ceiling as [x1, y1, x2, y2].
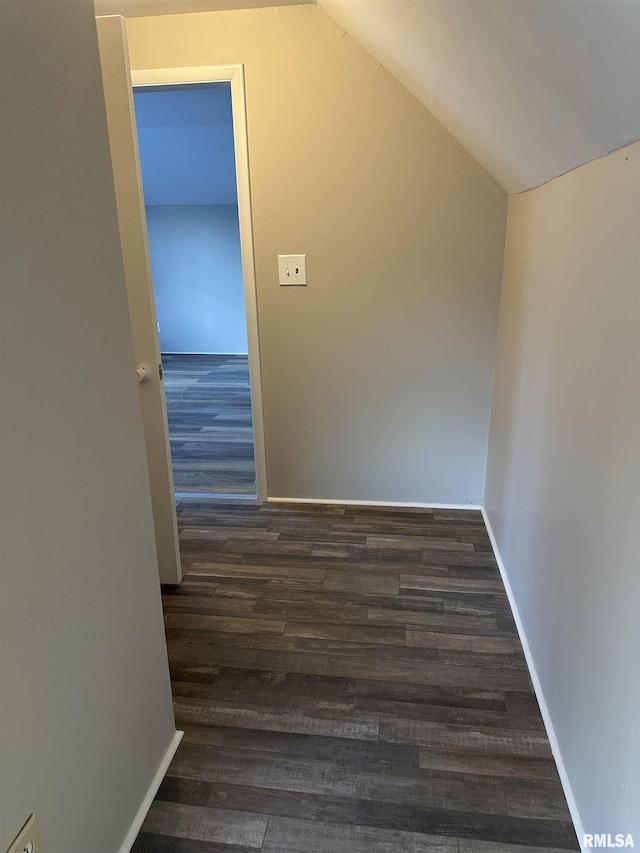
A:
[95, 0, 640, 194]
[317, 0, 640, 192]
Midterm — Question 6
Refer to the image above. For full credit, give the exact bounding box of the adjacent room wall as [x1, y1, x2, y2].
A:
[0, 1, 177, 850]
[127, 5, 508, 504]
[134, 86, 247, 355]
[135, 85, 238, 207]
[484, 142, 640, 840]
[146, 204, 248, 353]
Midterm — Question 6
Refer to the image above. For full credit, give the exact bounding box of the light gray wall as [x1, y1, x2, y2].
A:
[146, 205, 248, 354]
[128, 7, 508, 505]
[0, 1, 176, 850]
[484, 142, 640, 840]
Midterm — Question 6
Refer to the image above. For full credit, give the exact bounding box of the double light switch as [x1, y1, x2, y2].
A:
[278, 254, 307, 286]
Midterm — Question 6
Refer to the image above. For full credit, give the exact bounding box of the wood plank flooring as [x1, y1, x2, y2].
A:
[162, 354, 256, 496]
[132, 500, 580, 852]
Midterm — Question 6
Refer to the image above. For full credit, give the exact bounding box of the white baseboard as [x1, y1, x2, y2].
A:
[118, 730, 184, 853]
[481, 507, 586, 851]
[267, 496, 482, 510]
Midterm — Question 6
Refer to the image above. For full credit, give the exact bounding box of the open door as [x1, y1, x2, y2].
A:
[96, 15, 182, 584]
[130, 62, 268, 502]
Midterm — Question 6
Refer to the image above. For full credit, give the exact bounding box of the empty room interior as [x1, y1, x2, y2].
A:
[0, 1, 638, 853]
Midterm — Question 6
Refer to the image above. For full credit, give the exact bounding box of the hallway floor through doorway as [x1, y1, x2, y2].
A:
[163, 353, 256, 496]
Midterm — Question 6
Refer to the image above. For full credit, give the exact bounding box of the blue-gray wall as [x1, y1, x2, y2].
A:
[135, 86, 238, 206]
[146, 204, 247, 354]
[134, 86, 247, 354]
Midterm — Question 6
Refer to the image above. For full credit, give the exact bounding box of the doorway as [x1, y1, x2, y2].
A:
[131, 69, 267, 500]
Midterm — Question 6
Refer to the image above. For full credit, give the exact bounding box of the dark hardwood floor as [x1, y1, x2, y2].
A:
[162, 354, 256, 496]
[133, 499, 579, 852]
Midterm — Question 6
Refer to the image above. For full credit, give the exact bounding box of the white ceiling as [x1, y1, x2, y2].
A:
[97, 0, 640, 194]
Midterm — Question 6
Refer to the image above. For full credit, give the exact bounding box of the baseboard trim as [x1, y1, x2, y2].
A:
[267, 497, 482, 510]
[481, 507, 586, 851]
[118, 730, 184, 853]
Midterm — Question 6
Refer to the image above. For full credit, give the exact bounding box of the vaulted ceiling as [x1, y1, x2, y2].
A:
[316, 0, 640, 192]
[94, 0, 640, 193]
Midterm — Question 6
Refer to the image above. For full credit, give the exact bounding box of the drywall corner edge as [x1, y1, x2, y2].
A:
[481, 507, 586, 852]
[118, 730, 184, 853]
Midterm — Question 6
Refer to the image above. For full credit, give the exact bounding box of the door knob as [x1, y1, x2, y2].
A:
[136, 363, 152, 383]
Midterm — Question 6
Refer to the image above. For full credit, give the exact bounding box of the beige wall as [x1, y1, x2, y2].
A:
[0, 1, 176, 850]
[127, 5, 507, 505]
[485, 142, 640, 839]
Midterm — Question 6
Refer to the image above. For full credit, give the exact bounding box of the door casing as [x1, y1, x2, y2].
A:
[132, 64, 268, 502]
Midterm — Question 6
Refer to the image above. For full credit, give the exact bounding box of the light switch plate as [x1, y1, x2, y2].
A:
[6, 814, 43, 853]
[278, 254, 307, 286]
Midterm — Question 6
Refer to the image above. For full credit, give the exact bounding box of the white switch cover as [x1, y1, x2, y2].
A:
[6, 814, 43, 853]
[278, 254, 307, 286]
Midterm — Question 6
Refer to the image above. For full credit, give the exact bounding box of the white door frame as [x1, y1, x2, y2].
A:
[131, 64, 267, 501]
